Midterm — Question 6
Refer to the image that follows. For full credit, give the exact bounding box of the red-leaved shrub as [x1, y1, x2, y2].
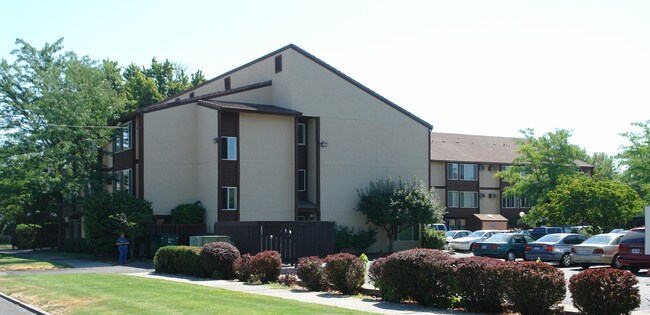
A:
[375, 248, 456, 307]
[250, 250, 282, 283]
[296, 256, 327, 291]
[233, 253, 254, 282]
[569, 268, 640, 315]
[324, 253, 365, 295]
[502, 261, 566, 315]
[200, 242, 240, 279]
[454, 256, 507, 313]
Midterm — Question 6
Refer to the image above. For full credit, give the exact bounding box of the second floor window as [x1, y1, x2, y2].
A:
[221, 137, 237, 160]
[221, 187, 237, 210]
[447, 191, 459, 208]
[460, 191, 478, 208]
[297, 123, 306, 145]
[114, 122, 131, 153]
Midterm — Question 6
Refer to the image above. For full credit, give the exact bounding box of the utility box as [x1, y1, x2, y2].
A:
[189, 235, 232, 247]
[149, 234, 179, 257]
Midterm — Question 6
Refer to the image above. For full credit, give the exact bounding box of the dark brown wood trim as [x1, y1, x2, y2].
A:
[433, 185, 446, 190]
[479, 186, 501, 190]
[138, 113, 144, 199]
[316, 117, 321, 220]
[294, 117, 299, 221]
[428, 131, 431, 189]
[217, 110, 221, 221]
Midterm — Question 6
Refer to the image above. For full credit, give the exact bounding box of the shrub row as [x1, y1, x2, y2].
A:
[569, 268, 640, 315]
[154, 246, 206, 277]
[233, 251, 282, 284]
[296, 253, 366, 294]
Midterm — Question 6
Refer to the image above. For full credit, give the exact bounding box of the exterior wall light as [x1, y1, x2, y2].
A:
[320, 140, 328, 147]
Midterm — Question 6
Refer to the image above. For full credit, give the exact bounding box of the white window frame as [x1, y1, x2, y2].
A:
[460, 163, 478, 180]
[460, 191, 478, 208]
[114, 122, 132, 153]
[298, 169, 307, 192]
[221, 136, 237, 160]
[447, 191, 459, 208]
[447, 163, 459, 180]
[113, 168, 132, 194]
[297, 123, 306, 145]
[221, 187, 237, 210]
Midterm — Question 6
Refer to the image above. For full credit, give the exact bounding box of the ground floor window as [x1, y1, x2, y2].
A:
[113, 169, 131, 194]
[445, 219, 466, 230]
[395, 224, 420, 241]
[221, 187, 237, 210]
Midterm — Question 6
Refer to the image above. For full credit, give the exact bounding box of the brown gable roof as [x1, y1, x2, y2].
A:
[198, 100, 301, 116]
[430, 132, 593, 167]
[160, 44, 433, 130]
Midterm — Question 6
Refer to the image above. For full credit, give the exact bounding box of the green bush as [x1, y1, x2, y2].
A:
[373, 248, 456, 307]
[503, 261, 566, 315]
[421, 228, 446, 249]
[334, 225, 377, 254]
[171, 201, 205, 224]
[324, 253, 365, 295]
[0, 235, 11, 245]
[200, 242, 240, 280]
[154, 246, 205, 277]
[62, 239, 93, 253]
[455, 256, 507, 313]
[569, 268, 640, 315]
[83, 191, 152, 257]
[296, 256, 327, 291]
[15, 223, 41, 249]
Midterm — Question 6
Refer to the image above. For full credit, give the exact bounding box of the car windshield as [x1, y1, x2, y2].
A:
[535, 234, 562, 243]
[583, 235, 614, 245]
[445, 231, 456, 237]
[468, 231, 486, 238]
[485, 234, 511, 242]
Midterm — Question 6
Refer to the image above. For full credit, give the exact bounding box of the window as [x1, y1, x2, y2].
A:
[113, 169, 132, 194]
[395, 224, 420, 241]
[445, 219, 466, 230]
[114, 122, 132, 153]
[275, 55, 282, 73]
[501, 195, 530, 208]
[460, 164, 478, 180]
[224, 77, 231, 90]
[459, 191, 478, 208]
[501, 165, 509, 171]
[297, 123, 306, 145]
[447, 191, 459, 208]
[221, 187, 237, 210]
[221, 137, 237, 160]
[298, 169, 306, 191]
[447, 163, 459, 180]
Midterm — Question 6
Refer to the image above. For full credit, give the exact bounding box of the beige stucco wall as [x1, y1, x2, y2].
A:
[479, 189, 500, 214]
[143, 105, 198, 215]
[196, 106, 219, 232]
[430, 161, 446, 187]
[238, 113, 295, 221]
[479, 164, 500, 187]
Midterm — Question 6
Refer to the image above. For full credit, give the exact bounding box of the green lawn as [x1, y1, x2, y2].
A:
[0, 274, 371, 315]
[0, 253, 68, 271]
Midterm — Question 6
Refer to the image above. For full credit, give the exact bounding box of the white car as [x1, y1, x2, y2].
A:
[445, 230, 472, 243]
[448, 230, 505, 251]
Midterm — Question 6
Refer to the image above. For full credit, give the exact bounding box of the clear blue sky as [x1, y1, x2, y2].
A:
[2, 0, 649, 156]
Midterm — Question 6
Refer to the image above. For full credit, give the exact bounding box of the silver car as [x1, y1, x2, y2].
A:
[571, 233, 626, 269]
[448, 230, 504, 251]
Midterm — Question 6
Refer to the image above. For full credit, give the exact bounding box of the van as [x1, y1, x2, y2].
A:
[530, 226, 570, 240]
[618, 227, 649, 273]
[429, 223, 447, 232]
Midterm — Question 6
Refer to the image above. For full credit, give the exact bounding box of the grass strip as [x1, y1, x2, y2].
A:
[0, 273, 371, 314]
[0, 253, 67, 271]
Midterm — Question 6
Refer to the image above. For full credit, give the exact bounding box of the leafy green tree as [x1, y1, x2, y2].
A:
[496, 129, 588, 226]
[587, 152, 618, 181]
[355, 177, 445, 253]
[0, 38, 126, 249]
[536, 174, 642, 232]
[618, 120, 650, 203]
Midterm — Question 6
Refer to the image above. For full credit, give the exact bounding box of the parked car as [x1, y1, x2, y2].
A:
[429, 223, 448, 231]
[571, 233, 625, 269]
[448, 230, 505, 251]
[525, 233, 587, 267]
[445, 230, 472, 242]
[471, 232, 536, 261]
[618, 227, 650, 273]
[530, 226, 571, 240]
[609, 228, 627, 234]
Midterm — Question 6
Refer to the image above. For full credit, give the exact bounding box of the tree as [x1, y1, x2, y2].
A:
[618, 120, 650, 203]
[0, 38, 125, 249]
[355, 177, 445, 253]
[587, 152, 618, 181]
[496, 129, 587, 226]
[536, 174, 642, 232]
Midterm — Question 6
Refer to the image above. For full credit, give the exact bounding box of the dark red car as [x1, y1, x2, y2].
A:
[618, 227, 650, 273]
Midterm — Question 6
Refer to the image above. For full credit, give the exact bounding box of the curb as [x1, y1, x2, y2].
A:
[0, 291, 53, 315]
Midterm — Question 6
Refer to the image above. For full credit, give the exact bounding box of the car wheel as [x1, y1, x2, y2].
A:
[559, 253, 571, 267]
[505, 250, 516, 261]
[611, 254, 621, 269]
[581, 263, 590, 270]
[629, 266, 640, 273]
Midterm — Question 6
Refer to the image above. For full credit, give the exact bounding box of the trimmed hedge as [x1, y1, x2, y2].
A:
[154, 246, 205, 277]
[324, 253, 365, 295]
[421, 228, 446, 250]
[170, 201, 205, 224]
[251, 250, 282, 284]
[233, 254, 255, 282]
[373, 248, 456, 307]
[569, 268, 640, 315]
[455, 256, 507, 313]
[15, 224, 41, 249]
[296, 256, 327, 291]
[200, 242, 240, 279]
[502, 261, 566, 315]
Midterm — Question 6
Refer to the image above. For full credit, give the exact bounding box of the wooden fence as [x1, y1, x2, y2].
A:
[214, 221, 335, 264]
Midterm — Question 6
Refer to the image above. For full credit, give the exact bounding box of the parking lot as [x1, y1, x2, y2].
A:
[450, 250, 650, 311]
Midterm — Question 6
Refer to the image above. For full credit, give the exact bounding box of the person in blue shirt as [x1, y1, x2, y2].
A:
[116, 233, 130, 264]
